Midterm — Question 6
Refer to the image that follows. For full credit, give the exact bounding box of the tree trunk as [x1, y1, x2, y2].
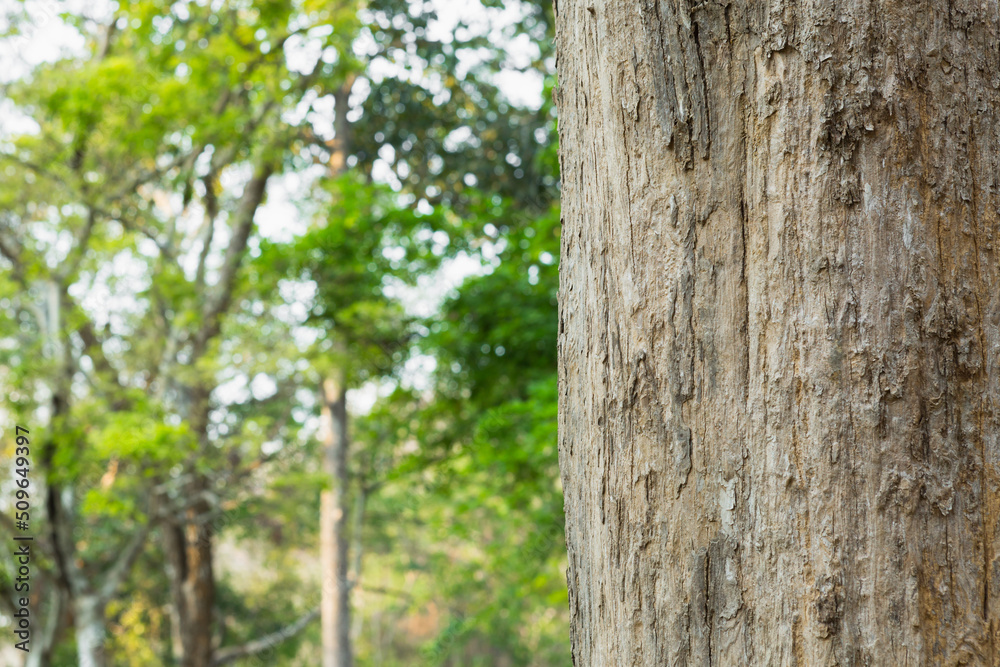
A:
[555, 1, 1000, 665]
[321, 375, 353, 667]
[164, 388, 217, 667]
[163, 507, 214, 667]
[40, 282, 113, 667]
[165, 536, 186, 663]
[320, 79, 356, 667]
[181, 488, 216, 667]
[349, 482, 367, 644]
[25, 586, 64, 667]
[74, 595, 106, 667]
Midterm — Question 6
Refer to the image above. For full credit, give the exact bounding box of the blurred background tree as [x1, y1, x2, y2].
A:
[0, 0, 563, 665]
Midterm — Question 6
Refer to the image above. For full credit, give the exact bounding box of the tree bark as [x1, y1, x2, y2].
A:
[160, 161, 273, 667]
[74, 595, 107, 667]
[181, 486, 216, 667]
[320, 78, 356, 667]
[25, 585, 64, 667]
[321, 375, 353, 667]
[39, 283, 114, 667]
[555, 1, 1000, 665]
[163, 386, 217, 667]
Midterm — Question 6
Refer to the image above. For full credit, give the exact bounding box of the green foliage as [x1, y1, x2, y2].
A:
[0, 0, 565, 664]
[263, 174, 461, 383]
[89, 411, 194, 463]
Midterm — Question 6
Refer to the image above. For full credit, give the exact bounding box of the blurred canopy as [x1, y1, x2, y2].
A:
[0, 0, 564, 665]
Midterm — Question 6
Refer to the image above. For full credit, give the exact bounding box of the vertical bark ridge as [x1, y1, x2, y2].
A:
[557, 0, 1000, 664]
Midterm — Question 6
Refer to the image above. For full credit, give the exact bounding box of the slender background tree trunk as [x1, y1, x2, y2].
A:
[320, 80, 356, 667]
[25, 587, 63, 667]
[74, 595, 106, 667]
[555, 1, 1000, 664]
[321, 375, 353, 667]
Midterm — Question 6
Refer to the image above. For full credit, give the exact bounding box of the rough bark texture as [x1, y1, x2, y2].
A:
[555, 1, 1000, 665]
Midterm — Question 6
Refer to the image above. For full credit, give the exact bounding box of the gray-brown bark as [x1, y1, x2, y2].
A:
[163, 387, 218, 667]
[161, 158, 274, 667]
[320, 79, 356, 667]
[555, 1, 1000, 664]
[321, 376, 353, 667]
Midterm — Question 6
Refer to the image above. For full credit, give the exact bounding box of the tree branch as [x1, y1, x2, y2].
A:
[96, 521, 151, 604]
[55, 207, 98, 284]
[107, 147, 204, 204]
[0, 223, 26, 283]
[191, 161, 274, 359]
[0, 154, 70, 190]
[211, 607, 320, 666]
[75, 317, 126, 394]
[194, 199, 216, 289]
